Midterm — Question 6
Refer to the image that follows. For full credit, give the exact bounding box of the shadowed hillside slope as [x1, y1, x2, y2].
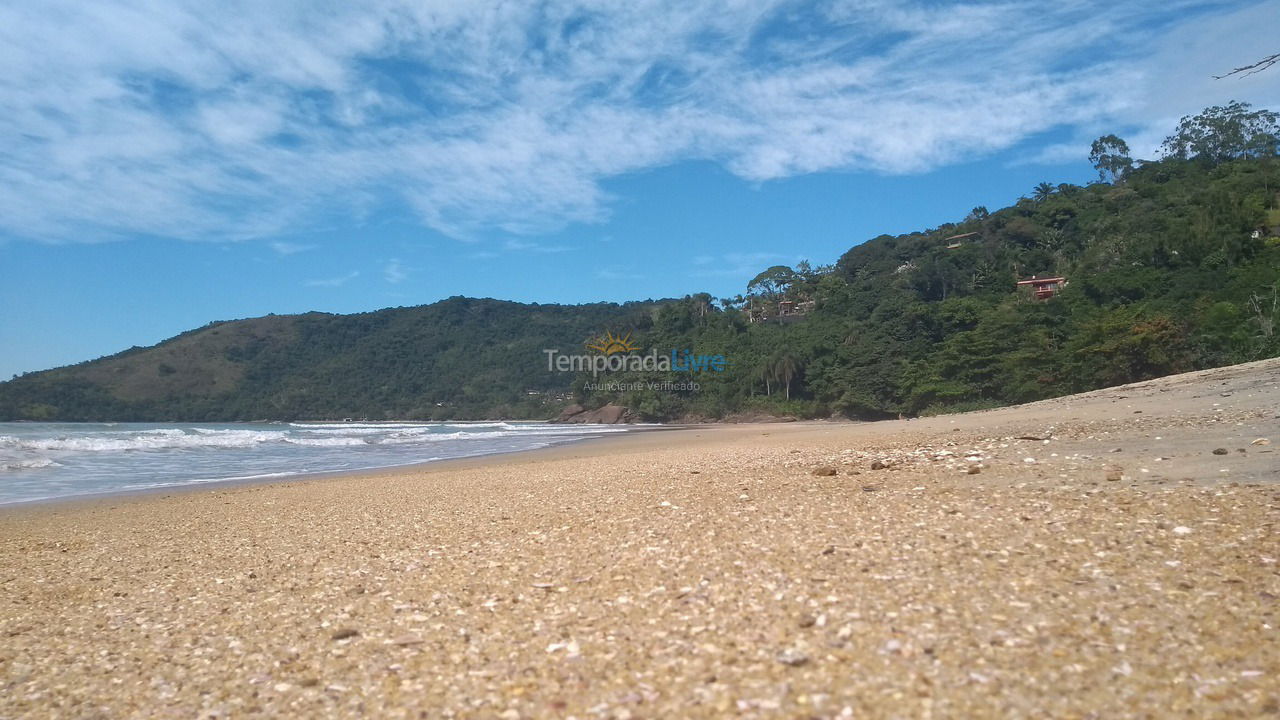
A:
[0, 299, 659, 421]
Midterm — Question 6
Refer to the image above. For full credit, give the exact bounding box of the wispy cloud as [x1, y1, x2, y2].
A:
[1, 1, 1275, 243]
[503, 239, 571, 253]
[270, 241, 316, 256]
[691, 252, 791, 279]
[1008, 142, 1090, 169]
[305, 271, 359, 288]
[383, 259, 408, 284]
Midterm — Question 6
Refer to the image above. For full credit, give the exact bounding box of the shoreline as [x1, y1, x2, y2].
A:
[2, 358, 1277, 717]
[0, 422, 692, 513]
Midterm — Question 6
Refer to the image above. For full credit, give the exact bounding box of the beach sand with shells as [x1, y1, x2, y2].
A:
[2, 358, 1278, 718]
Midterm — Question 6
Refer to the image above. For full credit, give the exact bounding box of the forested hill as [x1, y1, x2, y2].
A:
[0, 299, 661, 421]
[2, 102, 1279, 423]
[574, 147, 1280, 421]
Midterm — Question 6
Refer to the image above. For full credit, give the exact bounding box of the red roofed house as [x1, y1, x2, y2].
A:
[1017, 275, 1067, 300]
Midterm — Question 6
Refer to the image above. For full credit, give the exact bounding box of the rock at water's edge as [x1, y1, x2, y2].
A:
[558, 404, 631, 424]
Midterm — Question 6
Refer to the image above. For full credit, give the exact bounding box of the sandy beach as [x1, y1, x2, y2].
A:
[2, 359, 1278, 718]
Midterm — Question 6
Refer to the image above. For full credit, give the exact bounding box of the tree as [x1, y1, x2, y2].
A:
[1089, 135, 1133, 183]
[747, 265, 797, 301]
[689, 292, 714, 322]
[768, 352, 801, 400]
[1033, 182, 1055, 202]
[1249, 282, 1278, 340]
[1002, 217, 1039, 248]
[1215, 52, 1279, 79]
[1161, 101, 1280, 164]
[757, 360, 773, 396]
[966, 206, 989, 222]
[719, 295, 745, 311]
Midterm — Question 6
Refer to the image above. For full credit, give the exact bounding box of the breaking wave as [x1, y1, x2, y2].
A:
[0, 456, 60, 472]
[0, 423, 625, 454]
[0, 421, 636, 504]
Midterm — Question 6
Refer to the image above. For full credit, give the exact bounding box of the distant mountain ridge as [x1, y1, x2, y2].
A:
[0, 298, 660, 421]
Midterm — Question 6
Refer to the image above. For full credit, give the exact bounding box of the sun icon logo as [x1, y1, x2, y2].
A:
[585, 330, 638, 356]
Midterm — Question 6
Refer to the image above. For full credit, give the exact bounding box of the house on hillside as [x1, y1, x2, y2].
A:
[1017, 275, 1068, 300]
[776, 299, 816, 323]
[944, 231, 977, 250]
[749, 298, 816, 323]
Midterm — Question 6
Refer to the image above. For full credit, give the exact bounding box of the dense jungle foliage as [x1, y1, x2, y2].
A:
[577, 103, 1280, 420]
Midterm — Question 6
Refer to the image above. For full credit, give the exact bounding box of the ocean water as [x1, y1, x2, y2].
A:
[0, 421, 632, 505]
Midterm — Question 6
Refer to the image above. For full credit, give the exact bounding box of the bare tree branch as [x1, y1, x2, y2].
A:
[1215, 52, 1280, 80]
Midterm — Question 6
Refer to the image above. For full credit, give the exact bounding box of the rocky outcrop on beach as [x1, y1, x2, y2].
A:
[555, 403, 632, 424]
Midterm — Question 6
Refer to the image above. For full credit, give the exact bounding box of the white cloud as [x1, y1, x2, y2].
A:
[1, 0, 1274, 243]
[1009, 142, 1087, 168]
[1121, 2, 1280, 158]
[305, 271, 359, 288]
[1009, 2, 1280, 168]
[503, 238, 571, 253]
[383, 259, 408, 284]
[691, 251, 792, 279]
[271, 241, 315, 256]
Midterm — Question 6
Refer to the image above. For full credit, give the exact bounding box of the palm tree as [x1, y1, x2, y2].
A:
[769, 352, 801, 400]
[1033, 182, 1055, 202]
[757, 360, 773, 396]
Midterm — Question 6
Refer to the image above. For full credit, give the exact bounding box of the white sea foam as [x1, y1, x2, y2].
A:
[288, 422, 440, 429]
[0, 421, 634, 504]
[284, 436, 376, 447]
[1, 424, 625, 454]
[0, 457, 60, 471]
[1, 429, 288, 452]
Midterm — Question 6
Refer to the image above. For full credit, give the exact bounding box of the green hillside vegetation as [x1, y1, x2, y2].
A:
[0, 299, 660, 421]
[576, 102, 1280, 420]
[1, 102, 1277, 422]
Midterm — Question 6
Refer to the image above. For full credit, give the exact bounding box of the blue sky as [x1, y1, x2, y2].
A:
[1, 0, 1278, 380]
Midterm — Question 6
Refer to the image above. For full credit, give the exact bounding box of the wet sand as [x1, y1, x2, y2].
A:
[1, 358, 1278, 718]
